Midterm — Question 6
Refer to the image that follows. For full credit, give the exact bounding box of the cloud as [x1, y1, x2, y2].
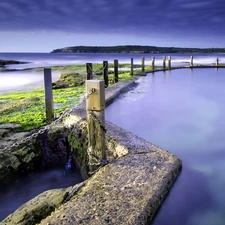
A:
[0, 0, 225, 39]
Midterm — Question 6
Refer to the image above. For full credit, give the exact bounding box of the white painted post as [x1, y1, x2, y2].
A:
[44, 68, 54, 122]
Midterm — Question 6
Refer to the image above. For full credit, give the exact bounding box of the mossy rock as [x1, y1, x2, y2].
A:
[0, 142, 41, 184]
[0, 123, 30, 149]
[0, 60, 27, 67]
[0, 153, 22, 182]
[1, 188, 69, 225]
[52, 72, 85, 89]
[52, 80, 68, 89]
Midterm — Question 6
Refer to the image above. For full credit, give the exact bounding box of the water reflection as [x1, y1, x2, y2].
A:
[105, 68, 225, 225]
[152, 167, 213, 225]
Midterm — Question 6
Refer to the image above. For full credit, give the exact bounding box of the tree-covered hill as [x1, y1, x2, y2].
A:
[51, 45, 225, 54]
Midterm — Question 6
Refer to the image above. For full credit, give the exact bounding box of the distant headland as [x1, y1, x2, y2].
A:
[51, 45, 225, 54]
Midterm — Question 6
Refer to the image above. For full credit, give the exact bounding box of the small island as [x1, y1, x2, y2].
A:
[0, 59, 28, 67]
[51, 45, 225, 54]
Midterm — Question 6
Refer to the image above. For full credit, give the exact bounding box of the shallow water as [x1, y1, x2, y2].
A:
[1, 52, 225, 94]
[105, 68, 225, 225]
[0, 166, 83, 221]
[0, 70, 62, 94]
[1, 52, 225, 69]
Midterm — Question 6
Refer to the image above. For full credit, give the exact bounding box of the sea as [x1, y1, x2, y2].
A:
[1, 52, 225, 223]
[0, 52, 225, 93]
[1, 52, 225, 69]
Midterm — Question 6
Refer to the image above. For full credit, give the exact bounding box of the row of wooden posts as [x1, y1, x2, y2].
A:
[85, 55, 222, 87]
[85, 56, 170, 87]
[81, 55, 223, 171]
[43, 55, 222, 122]
[85, 57, 168, 169]
[43, 55, 223, 170]
[43, 57, 157, 121]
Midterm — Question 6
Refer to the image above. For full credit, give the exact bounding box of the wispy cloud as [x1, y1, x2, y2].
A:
[0, 0, 225, 39]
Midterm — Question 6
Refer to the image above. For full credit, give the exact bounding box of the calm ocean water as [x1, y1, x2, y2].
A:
[0, 52, 225, 93]
[106, 68, 225, 225]
[1, 52, 225, 69]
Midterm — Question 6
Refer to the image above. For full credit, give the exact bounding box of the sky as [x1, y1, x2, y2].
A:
[0, 0, 225, 52]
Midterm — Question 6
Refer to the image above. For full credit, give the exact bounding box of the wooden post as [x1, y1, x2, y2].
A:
[114, 59, 119, 83]
[216, 58, 219, 66]
[168, 56, 171, 70]
[44, 68, 54, 122]
[131, 58, 134, 76]
[163, 56, 166, 69]
[152, 56, 155, 71]
[190, 56, 193, 67]
[141, 57, 145, 72]
[86, 63, 93, 80]
[86, 80, 106, 172]
[103, 61, 108, 87]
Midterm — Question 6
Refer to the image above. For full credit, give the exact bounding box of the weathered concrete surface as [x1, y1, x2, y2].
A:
[39, 123, 181, 225]
[38, 81, 182, 225]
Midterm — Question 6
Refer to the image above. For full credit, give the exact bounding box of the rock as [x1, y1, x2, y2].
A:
[0, 129, 8, 138]
[0, 142, 41, 183]
[1, 188, 69, 225]
[95, 70, 114, 75]
[0, 153, 21, 183]
[0, 123, 29, 149]
[0, 60, 28, 67]
[40, 125, 68, 167]
[95, 70, 103, 75]
[0, 123, 22, 131]
[0, 124, 70, 185]
[28, 97, 41, 102]
[52, 80, 68, 89]
[0, 181, 87, 225]
[52, 72, 85, 89]
[139, 72, 147, 76]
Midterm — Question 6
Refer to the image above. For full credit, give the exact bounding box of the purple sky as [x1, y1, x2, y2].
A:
[0, 0, 225, 52]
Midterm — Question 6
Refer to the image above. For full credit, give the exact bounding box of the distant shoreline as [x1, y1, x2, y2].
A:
[51, 45, 225, 54]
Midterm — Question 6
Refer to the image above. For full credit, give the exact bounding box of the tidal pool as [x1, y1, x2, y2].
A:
[0, 166, 83, 221]
[106, 68, 225, 225]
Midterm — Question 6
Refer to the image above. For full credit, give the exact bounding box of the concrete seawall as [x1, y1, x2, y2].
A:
[39, 80, 182, 225]
[1, 80, 182, 225]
